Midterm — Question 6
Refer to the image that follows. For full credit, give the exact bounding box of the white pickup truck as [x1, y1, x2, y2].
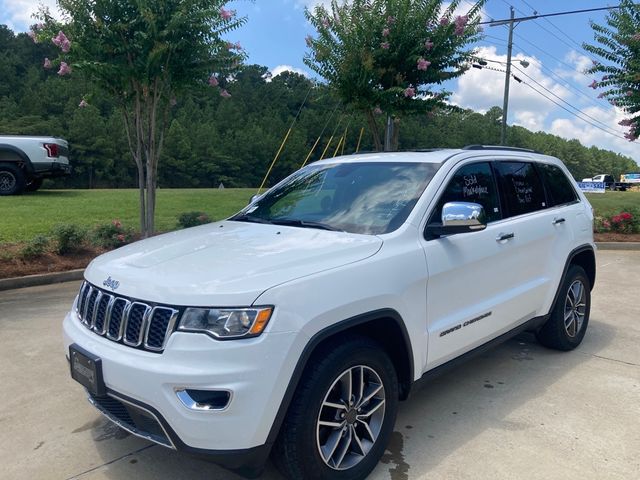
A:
[0, 135, 71, 195]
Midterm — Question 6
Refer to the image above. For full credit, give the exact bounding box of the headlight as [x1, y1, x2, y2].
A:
[177, 306, 273, 339]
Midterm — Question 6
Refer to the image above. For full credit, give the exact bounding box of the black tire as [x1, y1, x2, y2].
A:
[24, 177, 43, 192]
[273, 336, 399, 480]
[0, 164, 25, 195]
[536, 265, 591, 351]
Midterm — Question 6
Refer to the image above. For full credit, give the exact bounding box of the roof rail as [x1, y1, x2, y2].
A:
[462, 144, 541, 154]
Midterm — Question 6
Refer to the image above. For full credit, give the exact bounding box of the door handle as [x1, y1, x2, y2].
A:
[553, 217, 566, 225]
[496, 232, 515, 242]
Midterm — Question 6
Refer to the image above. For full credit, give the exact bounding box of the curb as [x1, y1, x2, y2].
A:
[595, 242, 640, 251]
[0, 269, 84, 292]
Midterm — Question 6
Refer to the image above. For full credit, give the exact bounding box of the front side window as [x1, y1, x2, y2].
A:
[538, 163, 579, 206]
[495, 162, 547, 217]
[430, 162, 501, 223]
[232, 162, 439, 235]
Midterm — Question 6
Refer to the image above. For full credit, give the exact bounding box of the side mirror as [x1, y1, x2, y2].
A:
[426, 202, 487, 238]
[249, 194, 261, 205]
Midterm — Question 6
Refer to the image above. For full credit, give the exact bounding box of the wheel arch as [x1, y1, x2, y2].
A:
[265, 308, 414, 446]
[548, 245, 596, 316]
[0, 144, 36, 175]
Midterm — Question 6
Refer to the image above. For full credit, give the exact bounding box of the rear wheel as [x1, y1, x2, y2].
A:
[273, 336, 399, 480]
[0, 164, 25, 195]
[24, 177, 43, 192]
[536, 265, 591, 351]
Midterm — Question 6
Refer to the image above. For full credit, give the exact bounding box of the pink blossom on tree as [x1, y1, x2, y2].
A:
[208, 75, 219, 87]
[387, 16, 396, 25]
[61, 39, 71, 53]
[28, 30, 38, 42]
[404, 86, 416, 98]
[220, 89, 231, 98]
[58, 62, 71, 76]
[381, 41, 390, 49]
[322, 18, 330, 28]
[306, 35, 313, 47]
[43, 58, 52, 69]
[382, 28, 390, 37]
[619, 118, 633, 126]
[52, 30, 69, 48]
[79, 99, 88, 108]
[588, 80, 597, 89]
[219, 8, 234, 20]
[417, 58, 431, 71]
[626, 90, 634, 96]
[597, 92, 605, 98]
[373, 106, 383, 115]
[439, 16, 449, 26]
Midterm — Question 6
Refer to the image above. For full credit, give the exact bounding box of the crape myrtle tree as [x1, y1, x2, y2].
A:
[584, 0, 640, 142]
[304, 0, 486, 151]
[31, 0, 246, 236]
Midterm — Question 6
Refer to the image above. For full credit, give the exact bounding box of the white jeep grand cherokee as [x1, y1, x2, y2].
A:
[64, 146, 595, 479]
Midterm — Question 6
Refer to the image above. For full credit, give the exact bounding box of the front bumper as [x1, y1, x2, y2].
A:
[63, 309, 299, 464]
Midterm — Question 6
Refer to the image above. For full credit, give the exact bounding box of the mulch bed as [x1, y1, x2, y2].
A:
[594, 233, 640, 242]
[0, 245, 105, 280]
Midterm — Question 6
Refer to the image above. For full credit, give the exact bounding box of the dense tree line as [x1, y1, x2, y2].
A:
[0, 25, 636, 189]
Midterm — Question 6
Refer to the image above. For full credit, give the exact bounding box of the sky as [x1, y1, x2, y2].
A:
[1, 0, 638, 163]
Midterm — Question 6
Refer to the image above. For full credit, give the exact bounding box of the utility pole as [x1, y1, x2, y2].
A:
[501, 6, 515, 146]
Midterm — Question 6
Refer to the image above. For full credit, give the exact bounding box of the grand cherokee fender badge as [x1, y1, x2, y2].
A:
[103, 276, 120, 291]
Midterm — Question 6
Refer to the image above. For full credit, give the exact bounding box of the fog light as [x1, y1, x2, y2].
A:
[175, 388, 231, 411]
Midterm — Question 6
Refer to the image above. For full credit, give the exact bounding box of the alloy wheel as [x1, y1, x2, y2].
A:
[316, 365, 386, 471]
[564, 279, 586, 338]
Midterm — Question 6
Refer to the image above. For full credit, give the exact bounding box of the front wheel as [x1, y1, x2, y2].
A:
[273, 336, 399, 480]
[536, 265, 591, 351]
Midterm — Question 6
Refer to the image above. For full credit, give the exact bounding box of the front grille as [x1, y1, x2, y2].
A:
[88, 393, 172, 448]
[76, 282, 179, 353]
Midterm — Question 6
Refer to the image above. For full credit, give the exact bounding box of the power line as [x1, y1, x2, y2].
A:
[480, 5, 621, 26]
[510, 64, 625, 138]
[517, 0, 599, 62]
[520, 79, 632, 142]
[510, 43, 609, 111]
[470, 62, 633, 143]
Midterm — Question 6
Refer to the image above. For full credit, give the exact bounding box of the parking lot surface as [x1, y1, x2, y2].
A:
[0, 250, 638, 480]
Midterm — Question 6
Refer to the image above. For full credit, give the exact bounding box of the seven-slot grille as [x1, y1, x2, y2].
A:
[76, 282, 179, 353]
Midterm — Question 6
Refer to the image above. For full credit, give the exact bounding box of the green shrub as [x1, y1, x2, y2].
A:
[51, 224, 87, 255]
[90, 220, 134, 249]
[19, 235, 50, 260]
[177, 211, 211, 229]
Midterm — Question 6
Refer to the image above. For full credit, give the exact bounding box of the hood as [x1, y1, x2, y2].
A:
[84, 221, 383, 306]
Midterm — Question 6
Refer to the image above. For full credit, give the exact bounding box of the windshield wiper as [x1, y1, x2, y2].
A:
[270, 219, 343, 232]
[229, 214, 273, 224]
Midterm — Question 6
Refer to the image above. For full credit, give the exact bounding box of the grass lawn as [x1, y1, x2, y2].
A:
[1, 189, 638, 244]
[585, 190, 640, 217]
[0, 188, 254, 243]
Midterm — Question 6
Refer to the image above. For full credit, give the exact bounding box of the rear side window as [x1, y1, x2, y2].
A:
[431, 162, 501, 223]
[538, 163, 579, 206]
[495, 162, 547, 217]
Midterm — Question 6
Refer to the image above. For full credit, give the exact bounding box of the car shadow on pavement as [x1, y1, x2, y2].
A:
[83, 319, 614, 480]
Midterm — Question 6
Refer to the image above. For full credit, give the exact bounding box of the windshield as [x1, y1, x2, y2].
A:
[231, 161, 439, 234]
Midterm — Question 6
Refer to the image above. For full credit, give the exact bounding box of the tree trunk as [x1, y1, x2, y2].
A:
[392, 117, 401, 151]
[366, 109, 383, 151]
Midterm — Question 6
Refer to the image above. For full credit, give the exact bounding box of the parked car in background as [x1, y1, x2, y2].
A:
[581, 173, 638, 191]
[0, 135, 71, 195]
[64, 146, 595, 479]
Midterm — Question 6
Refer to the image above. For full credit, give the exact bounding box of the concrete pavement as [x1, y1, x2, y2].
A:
[0, 250, 638, 480]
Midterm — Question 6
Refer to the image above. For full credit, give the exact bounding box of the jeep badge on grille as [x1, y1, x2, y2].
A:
[103, 276, 120, 291]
